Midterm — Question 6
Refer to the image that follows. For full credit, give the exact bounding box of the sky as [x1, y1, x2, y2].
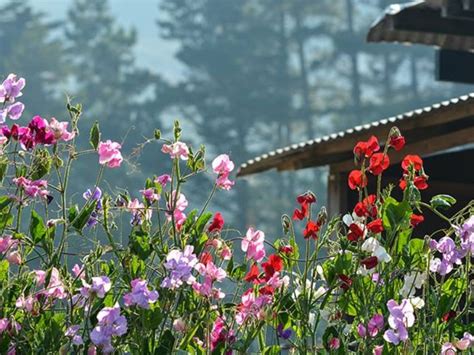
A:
[16, 0, 184, 82]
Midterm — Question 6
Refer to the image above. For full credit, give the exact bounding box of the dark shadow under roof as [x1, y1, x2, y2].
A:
[238, 93, 474, 177]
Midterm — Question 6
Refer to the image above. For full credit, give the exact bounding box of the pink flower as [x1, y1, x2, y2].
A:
[368, 314, 384, 337]
[72, 264, 85, 279]
[42, 267, 67, 299]
[65, 325, 84, 345]
[166, 191, 188, 229]
[161, 142, 189, 160]
[34, 270, 46, 286]
[81, 276, 111, 299]
[155, 174, 171, 187]
[241, 227, 266, 262]
[235, 289, 272, 325]
[47, 118, 75, 142]
[329, 337, 340, 350]
[6, 251, 21, 265]
[173, 319, 186, 333]
[455, 332, 473, 350]
[98, 140, 123, 168]
[13, 177, 49, 199]
[15, 295, 35, 312]
[357, 323, 367, 338]
[212, 154, 235, 190]
[140, 188, 160, 203]
[373, 345, 384, 355]
[0, 235, 16, 253]
[127, 198, 152, 225]
[441, 342, 457, 355]
[0, 318, 9, 334]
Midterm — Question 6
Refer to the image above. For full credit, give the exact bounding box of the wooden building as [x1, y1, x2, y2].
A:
[237, 94, 474, 232]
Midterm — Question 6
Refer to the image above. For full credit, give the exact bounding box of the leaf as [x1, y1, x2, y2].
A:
[0, 156, 8, 184]
[0, 260, 9, 283]
[382, 197, 411, 235]
[430, 194, 456, 210]
[30, 148, 51, 180]
[408, 238, 425, 267]
[0, 211, 13, 229]
[0, 196, 12, 210]
[129, 228, 152, 260]
[89, 121, 100, 150]
[396, 229, 412, 254]
[72, 200, 97, 232]
[263, 346, 281, 355]
[157, 329, 175, 354]
[30, 210, 47, 243]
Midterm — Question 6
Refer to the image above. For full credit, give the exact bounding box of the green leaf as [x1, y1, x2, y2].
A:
[129, 228, 152, 260]
[396, 229, 412, 254]
[430, 194, 456, 210]
[382, 197, 411, 235]
[408, 238, 425, 267]
[72, 200, 97, 232]
[0, 211, 13, 229]
[0, 260, 9, 283]
[89, 121, 100, 150]
[263, 346, 281, 355]
[30, 148, 52, 180]
[30, 210, 47, 243]
[0, 156, 8, 184]
[157, 329, 175, 354]
[0, 196, 12, 210]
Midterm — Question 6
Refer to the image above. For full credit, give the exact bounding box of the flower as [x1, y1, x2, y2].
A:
[98, 140, 123, 168]
[367, 219, 383, 234]
[441, 310, 457, 323]
[383, 299, 415, 345]
[47, 118, 75, 142]
[83, 187, 102, 227]
[389, 135, 405, 151]
[353, 136, 380, 158]
[241, 227, 266, 262]
[161, 246, 198, 289]
[155, 174, 171, 187]
[123, 279, 159, 309]
[441, 342, 457, 355]
[13, 177, 50, 200]
[369, 153, 390, 176]
[127, 198, 152, 225]
[90, 303, 127, 353]
[42, 267, 67, 299]
[410, 213, 424, 227]
[401, 154, 423, 172]
[328, 337, 340, 350]
[210, 317, 234, 351]
[80, 276, 111, 299]
[235, 288, 272, 325]
[262, 254, 283, 280]
[208, 212, 224, 233]
[367, 314, 384, 337]
[454, 332, 473, 351]
[348, 170, 367, 190]
[65, 325, 84, 346]
[361, 256, 378, 270]
[292, 192, 316, 220]
[339, 274, 352, 291]
[173, 319, 186, 333]
[277, 324, 292, 339]
[303, 220, 320, 239]
[166, 191, 188, 229]
[212, 154, 235, 190]
[354, 194, 377, 218]
[373, 345, 384, 355]
[140, 188, 160, 203]
[348, 222, 366, 242]
[0, 102, 25, 122]
[0, 74, 25, 103]
[429, 237, 464, 275]
[399, 272, 427, 297]
[244, 264, 262, 283]
[454, 215, 474, 254]
[161, 142, 189, 160]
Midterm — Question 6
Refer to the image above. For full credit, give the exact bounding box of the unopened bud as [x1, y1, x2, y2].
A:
[317, 207, 328, 226]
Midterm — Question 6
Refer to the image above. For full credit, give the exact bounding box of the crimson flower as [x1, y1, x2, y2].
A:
[399, 175, 429, 191]
[244, 264, 261, 283]
[367, 219, 383, 234]
[348, 223, 365, 242]
[259, 285, 275, 295]
[296, 191, 316, 205]
[389, 135, 405, 151]
[401, 154, 423, 172]
[348, 170, 367, 190]
[410, 213, 424, 227]
[303, 220, 320, 240]
[208, 212, 224, 233]
[338, 274, 352, 291]
[262, 254, 283, 280]
[354, 194, 377, 218]
[353, 136, 380, 158]
[369, 153, 390, 176]
[292, 192, 316, 220]
[279, 245, 294, 255]
[441, 310, 456, 323]
[361, 256, 378, 270]
[199, 252, 213, 266]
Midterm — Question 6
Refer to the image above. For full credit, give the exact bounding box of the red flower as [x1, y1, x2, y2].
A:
[441, 310, 456, 323]
[199, 252, 213, 265]
[296, 192, 316, 205]
[401, 154, 423, 172]
[348, 223, 365, 242]
[354, 194, 377, 218]
[361, 256, 378, 269]
[369, 153, 390, 176]
[303, 220, 320, 240]
[410, 213, 424, 227]
[353, 136, 380, 158]
[399, 175, 429, 191]
[348, 170, 367, 190]
[208, 212, 224, 232]
[293, 192, 316, 220]
[367, 219, 383, 234]
[389, 135, 405, 151]
[244, 264, 262, 283]
[262, 254, 283, 280]
[259, 285, 274, 295]
[338, 274, 352, 291]
[279, 245, 294, 255]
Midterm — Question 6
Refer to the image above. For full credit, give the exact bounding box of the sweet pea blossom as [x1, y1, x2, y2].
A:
[441, 342, 457, 355]
[166, 191, 188, 229]
[65, 325, 84, 346]
[47, 118, 75, 142]
[0, 74, 25, 104]
[13, 177, 50, 200]
[454, 215, 474, 254]
[383, 299, 415, 345]
[399, 271, 427, 297]
[241, 227, 266, 262]
[454, 332, 473, 351]
[161, 142, 189, 160]
[155, 174, 171, 187]
[161, 246, 198, 289]
[212, 154, 235, 190]
[429, 237, 464, 275]
[140, 188, 160, 203]
[123, 279, 158, 309]
[361, 237, 392, 263]
[235, 288, 273, 325]
[90, 304, 127, 354]
[127, 198, 152, 225]
[83, 187, 102, 227]
[80, 276, 111, 299]
[98, 140, 123, 168]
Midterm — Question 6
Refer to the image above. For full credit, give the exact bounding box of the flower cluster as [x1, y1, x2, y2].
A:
[0, 74, 25, 122]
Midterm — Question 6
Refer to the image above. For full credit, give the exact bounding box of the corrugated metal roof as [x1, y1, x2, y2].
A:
[367, 1, 474, 51]
[238, 93, 474, 176]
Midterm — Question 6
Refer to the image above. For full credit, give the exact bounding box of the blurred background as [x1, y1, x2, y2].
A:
[0, 0, 470, 238]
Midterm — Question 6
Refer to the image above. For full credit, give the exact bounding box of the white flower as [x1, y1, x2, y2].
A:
[399, 272, 427, 297]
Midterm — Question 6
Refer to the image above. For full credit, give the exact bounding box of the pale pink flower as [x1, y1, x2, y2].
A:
[6, 251, 21, 265]
[241, 227, 266, 262]
[43, 267, 67, 299]
[15, 295, 35, 312]
[47, 118, 75, 142]
[0, 235, 16, 253]
[161, 142, 189, 160]
[173, 318, 186, 333]
[373, 345, 384, 355]
[34, 270, 46, 286]
[166, 191, 188, 229]
[127, 198, 152, 225]
[98, 140, 123, 168]
[212, 154, 234, 175]
[140, 188, 160, 203]
[441, 342, 457, 355]
[72, 264, 85, 279]
[0, 318, 9, 333]
[455, 332, 473, 350]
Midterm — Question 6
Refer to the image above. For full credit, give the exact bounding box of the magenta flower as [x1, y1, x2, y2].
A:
[210, 317, 234, 352]
[368, 314, 384, 337]
[235, 288, 272, 325]
[383, 299, 415, 345]
[90, 303, 127, 354]
[47, 118, 75, 142]
[13, 177, 50, 200]
[161, 142, 189, 160]
[80, 276, 111, 299]
[140, 188, 160, 203]
[212, 154, 235, 190]
[123, 279, 158, 309]
[98, 140, 123, 168]
[161, 246, 198, 289]
[155, 174, 171, 187]
[241, 227, 266, 263]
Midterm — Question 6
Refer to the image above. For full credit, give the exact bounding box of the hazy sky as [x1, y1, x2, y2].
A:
[9, 0, 184, 81]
